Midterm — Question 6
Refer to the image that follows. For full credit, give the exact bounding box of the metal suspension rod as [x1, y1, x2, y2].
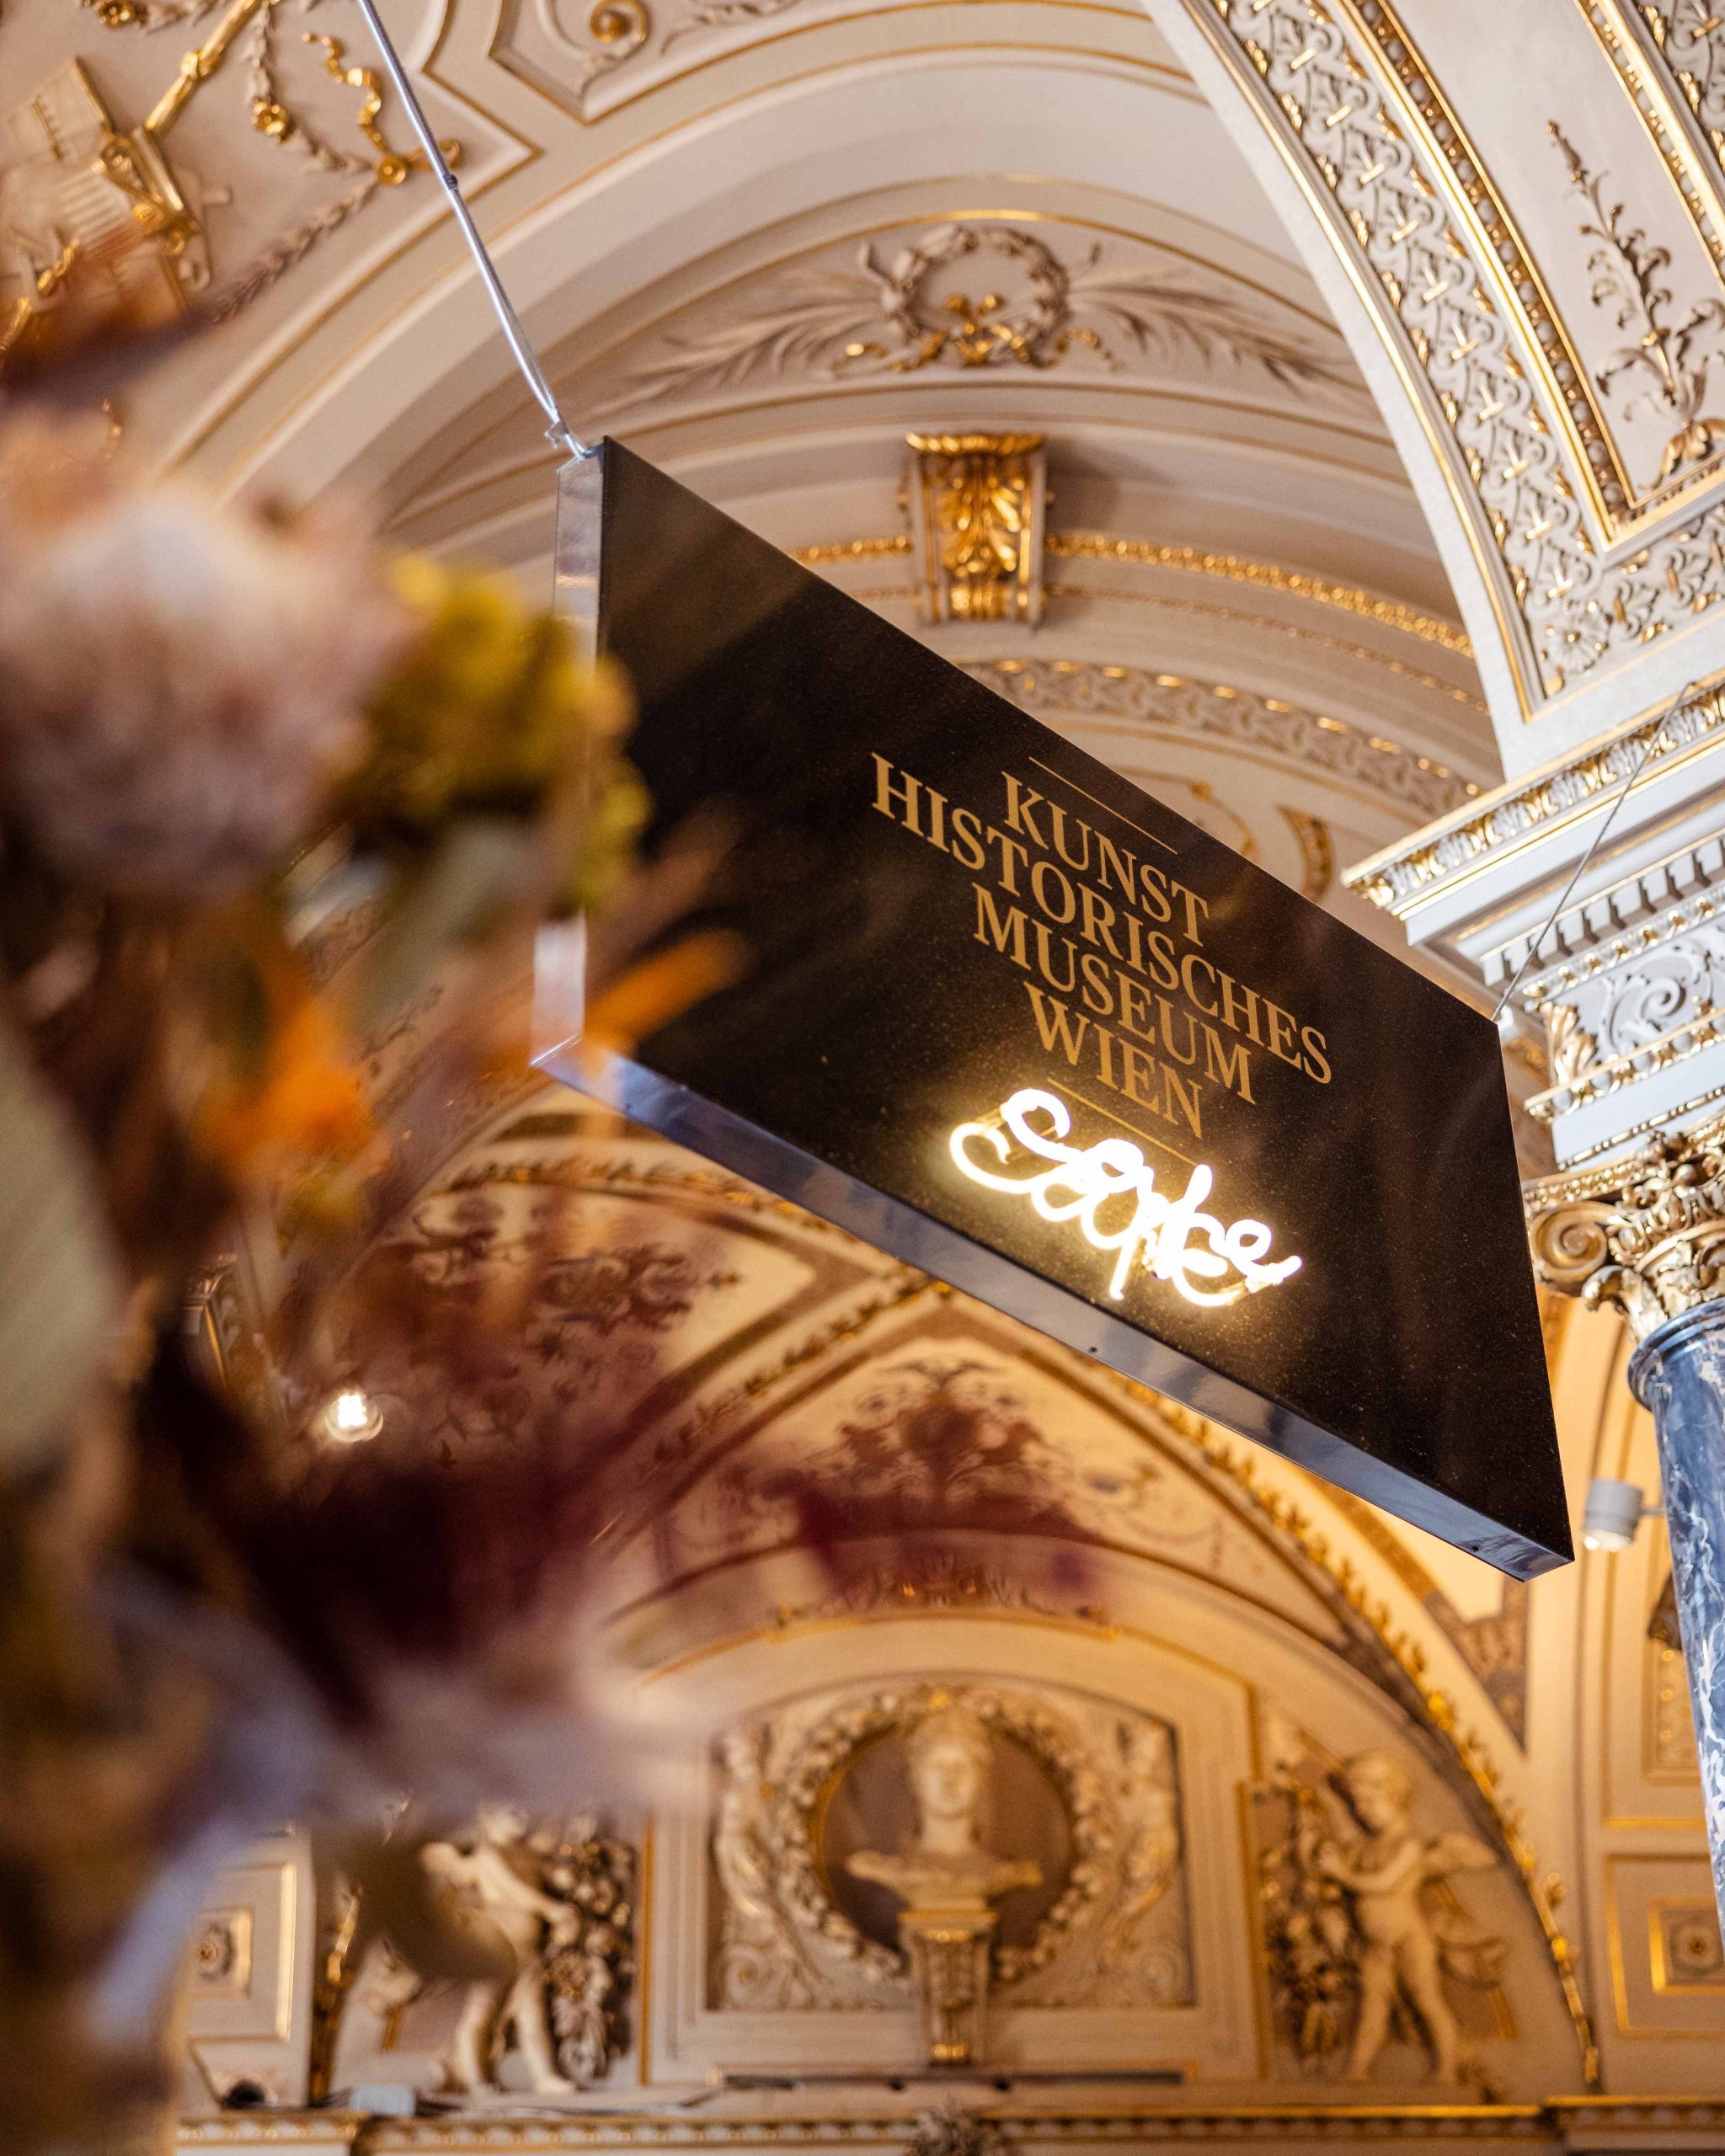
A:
[1490, 677, 1703, 1023]
[349, 0, 592, 462]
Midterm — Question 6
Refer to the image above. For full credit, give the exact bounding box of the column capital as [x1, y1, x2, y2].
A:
[1525, 1108, 1725, 1340]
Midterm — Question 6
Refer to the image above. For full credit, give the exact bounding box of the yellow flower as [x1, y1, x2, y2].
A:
[347, 558, 622, 838]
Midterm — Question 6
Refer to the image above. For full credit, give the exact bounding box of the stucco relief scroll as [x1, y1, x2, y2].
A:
[1548, 120, 1725, 488]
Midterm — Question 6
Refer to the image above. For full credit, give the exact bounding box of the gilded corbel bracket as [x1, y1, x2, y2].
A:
[905, 432, 1048, 627]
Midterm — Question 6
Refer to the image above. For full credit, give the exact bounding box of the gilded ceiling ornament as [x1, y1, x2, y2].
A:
[615, 222, 1359, 406]
[905, 434, 1046, 627]
[48, 0, 460, 335]
[1543, 1001, 1602, 1093]
[302, 32, 460, 187]
[553, 0, 809, 109]
[1549, 120, 1725, 484]
[580, 0, 650, 83]
[1041, 536, 1474, 658]
[1525, 1107, 1725, 1337]
[0, 61, 208, 372]
[1279, 808, 1335, 903]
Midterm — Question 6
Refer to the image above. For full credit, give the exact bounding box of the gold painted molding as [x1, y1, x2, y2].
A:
[1044, 535, 1471, 652]
[794, 530, 1471, 654]
[1345, 673, 1725, 916]
[177, 2099, 1725, 2148]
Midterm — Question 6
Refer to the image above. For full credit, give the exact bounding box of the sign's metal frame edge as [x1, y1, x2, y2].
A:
[535, 1037, 1569, 1584]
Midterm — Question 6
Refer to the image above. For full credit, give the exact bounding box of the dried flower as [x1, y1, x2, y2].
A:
[345, 555, 643, 910]
[350, 557, 590, 834]
[0, 419, 407, 905]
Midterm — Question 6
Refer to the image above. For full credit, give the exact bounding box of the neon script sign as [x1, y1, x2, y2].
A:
[949, 1088, 1302, 1309]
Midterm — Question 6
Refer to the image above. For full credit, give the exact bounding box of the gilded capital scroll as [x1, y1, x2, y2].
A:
[1524, 1110, 1725, 1338]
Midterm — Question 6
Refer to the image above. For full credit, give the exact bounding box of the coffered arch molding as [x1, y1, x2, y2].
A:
[1146, 0, 1725, 771]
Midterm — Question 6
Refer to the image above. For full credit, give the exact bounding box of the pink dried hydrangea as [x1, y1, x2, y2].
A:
[0, 420, 409, 903]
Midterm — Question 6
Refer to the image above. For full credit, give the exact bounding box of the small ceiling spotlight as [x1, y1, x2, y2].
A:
[319, 1386, 383, 1444]
[1494, 1004, 1520, 1041]
[1582, 1476, 1661, 1552]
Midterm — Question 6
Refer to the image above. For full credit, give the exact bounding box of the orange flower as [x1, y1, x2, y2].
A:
[196, 997, 372, 1185]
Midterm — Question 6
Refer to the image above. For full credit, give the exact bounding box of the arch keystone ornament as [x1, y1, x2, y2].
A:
[538, 441, 1569, 1578]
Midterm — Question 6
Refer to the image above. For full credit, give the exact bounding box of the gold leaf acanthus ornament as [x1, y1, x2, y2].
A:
[1524, 1109, 1725, 1339]
[905, 433, 1046, 626]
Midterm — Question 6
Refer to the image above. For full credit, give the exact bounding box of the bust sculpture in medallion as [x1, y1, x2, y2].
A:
[844, 1703, 1039, 2067]
[846, 1705, 1041, 1911]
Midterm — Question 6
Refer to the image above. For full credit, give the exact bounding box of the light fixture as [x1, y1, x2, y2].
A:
[319, 1386, 383, 1444]
[1582, 1476, 1661, 1552]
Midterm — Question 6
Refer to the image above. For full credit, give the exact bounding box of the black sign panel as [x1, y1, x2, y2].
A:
[539, 441, 1570, 1580]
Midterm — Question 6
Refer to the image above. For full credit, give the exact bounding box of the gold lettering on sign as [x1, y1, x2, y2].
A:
[949, 1089, 1301, 1308]
[871, 753, 1333, 1145]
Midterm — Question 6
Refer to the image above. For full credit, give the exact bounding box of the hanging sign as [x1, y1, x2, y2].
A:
[538, 443, 1570, 1580]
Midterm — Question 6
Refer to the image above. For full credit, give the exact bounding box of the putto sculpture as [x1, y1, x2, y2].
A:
[423, 1806, 585, 2096]
[359, 1809, 638, 2100]
[1260, 1736, 1505, 2086]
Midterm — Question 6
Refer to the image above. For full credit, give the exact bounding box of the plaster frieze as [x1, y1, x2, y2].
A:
[1343, 683, 1725, 926]
[967, 658, 1478, 820]
[599, 219, 1362, 412]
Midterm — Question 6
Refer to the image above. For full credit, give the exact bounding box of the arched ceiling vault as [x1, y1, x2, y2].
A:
[12, 0, 1725, 775]
[11, 0, 1718, 2099]
[333, 1089, 1596, 2083]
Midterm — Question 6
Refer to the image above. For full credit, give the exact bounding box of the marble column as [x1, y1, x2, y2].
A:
[1526, 1117, 1725, 1924]
[1628, 1307, 1725, 1919]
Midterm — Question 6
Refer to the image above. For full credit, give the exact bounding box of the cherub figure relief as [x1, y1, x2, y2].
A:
[421, 1805, 582, 2095]
[1261, 1733, 1505, 2086]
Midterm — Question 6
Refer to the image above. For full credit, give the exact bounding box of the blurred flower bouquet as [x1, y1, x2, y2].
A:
[0, 400, 667, 2149]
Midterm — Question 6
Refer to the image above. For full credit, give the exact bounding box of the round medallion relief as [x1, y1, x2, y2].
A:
[769, 1684, 1112, 1988]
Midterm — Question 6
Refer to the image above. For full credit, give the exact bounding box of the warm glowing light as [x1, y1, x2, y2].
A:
[320, 1386, 382, 1444]
[948, 1087, 1302, 1309]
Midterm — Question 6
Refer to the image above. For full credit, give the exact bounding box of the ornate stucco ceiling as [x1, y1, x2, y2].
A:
[8, 0, 1723, 2109]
